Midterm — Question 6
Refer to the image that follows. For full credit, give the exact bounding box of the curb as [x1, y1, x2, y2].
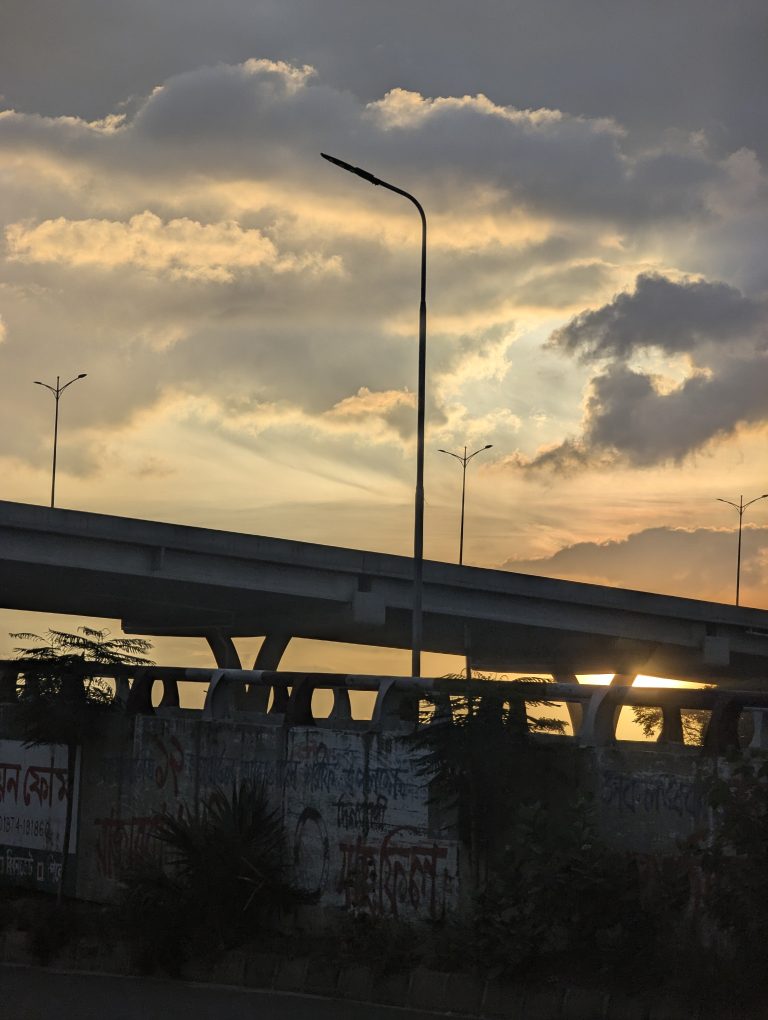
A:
[0, 932, 759, 1019]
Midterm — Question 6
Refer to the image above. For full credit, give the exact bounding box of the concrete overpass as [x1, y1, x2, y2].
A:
[1, 500, 767, 682]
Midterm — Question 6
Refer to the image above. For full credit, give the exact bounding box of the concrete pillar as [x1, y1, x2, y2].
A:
[658, 705, 684, 744]
[747, 708, 768, 750]
[205, 632, 241, 669]
[202, 670, 241, 721]
[125, 668, 154, 714]
[579, 686, 625, 745]
[371, 678, 419, 731]
[328, 686, 352, 723]
[244, 633, 292, 712]
[704, 696, 742, 754]
[253, 633, 291, 670]
[0, 666, 18, 703]
[554, 672, 582, 734]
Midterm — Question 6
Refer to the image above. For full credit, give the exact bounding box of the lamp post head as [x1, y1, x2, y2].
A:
[77, 373, 87, 379]
[321, 152, 380, 187]
[484, 444, 493, 450]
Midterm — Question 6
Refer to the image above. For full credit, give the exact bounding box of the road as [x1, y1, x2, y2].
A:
[0, 965, 447, 1020]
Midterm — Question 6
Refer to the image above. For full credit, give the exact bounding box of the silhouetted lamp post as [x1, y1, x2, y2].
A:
[34, 373, 87, 508]
[321, 152, 427, 677]
[438, 444, 493, 565]
[716, 493, 768, 606]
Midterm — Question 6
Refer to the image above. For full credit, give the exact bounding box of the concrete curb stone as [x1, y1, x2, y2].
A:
[523, 986, 567, 1020]
[73, 938, 130, 974]
[648, 996, 699, 1020]
[336, 962, 375, 1001]
[273, 955, 308, 993]
[304, 957, 340, 996]
[371, 969, 411, 1007]
[562, 986, 610, 1019]
[446, 972, 484, 1015]
[481, 979, 527, 1019]
[207, 950, 248, 987]
[409, 967, 449, 1012]
[605, 992, 648, 1020]
[243, 951, 278, 988]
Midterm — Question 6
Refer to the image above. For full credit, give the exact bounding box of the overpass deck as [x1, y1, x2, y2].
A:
[1, 500, 767, 681]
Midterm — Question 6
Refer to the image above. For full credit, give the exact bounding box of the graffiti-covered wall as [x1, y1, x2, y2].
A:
[75, 713, 459, 922]
[3, 672, 754, 921]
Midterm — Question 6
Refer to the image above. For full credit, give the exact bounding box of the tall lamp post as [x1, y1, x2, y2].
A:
[438, 444, 493, 565]
[321, 152, 427, 677]
[34, 373, 87, 508]
[716, 493, 768, 606]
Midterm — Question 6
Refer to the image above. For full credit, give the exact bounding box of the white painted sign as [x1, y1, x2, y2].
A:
[0, 740, 80, 857]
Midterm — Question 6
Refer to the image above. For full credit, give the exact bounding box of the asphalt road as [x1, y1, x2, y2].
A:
[0, 965, 446, 1020]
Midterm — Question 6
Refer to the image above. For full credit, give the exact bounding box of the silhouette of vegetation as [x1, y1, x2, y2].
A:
[694, 754, 768, 972]
[11, 627, 153, 904]
[121, 781, 302, 973]
[411, 678, 566, 878]
[632, 704, 710, 744]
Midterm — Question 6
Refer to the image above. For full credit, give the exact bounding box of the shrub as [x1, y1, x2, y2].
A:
[120, 782, 301, 972]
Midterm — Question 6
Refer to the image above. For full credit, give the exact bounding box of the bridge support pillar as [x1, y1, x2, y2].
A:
[0, 665, 17, 702]
[205, 632, 242, 669]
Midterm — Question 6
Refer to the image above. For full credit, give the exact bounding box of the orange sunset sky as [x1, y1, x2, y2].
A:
[0, 1, 766, 677]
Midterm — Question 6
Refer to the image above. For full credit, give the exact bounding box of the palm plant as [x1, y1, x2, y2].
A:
[124, 781, 300, 966]
[12, 626, 153, 904]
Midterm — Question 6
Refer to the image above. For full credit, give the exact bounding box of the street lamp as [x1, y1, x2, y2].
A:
[438, 444, 493, 565]
[321, 152, 427, 677]
[716, 493, 768, 606]
[34, 373, 87, 508]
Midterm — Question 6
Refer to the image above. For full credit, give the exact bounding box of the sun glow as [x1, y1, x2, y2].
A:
[577, 674, 709, 689]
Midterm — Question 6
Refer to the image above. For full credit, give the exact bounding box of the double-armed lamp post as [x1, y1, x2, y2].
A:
[321, 152, 427, 677]
[716, 493, 768, 606]
[438, 444, 493, 565]
[34, 373, 87, 508]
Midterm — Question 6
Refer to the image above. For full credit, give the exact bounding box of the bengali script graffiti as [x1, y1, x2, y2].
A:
[93, 809, 162, 880]
[338, 826, 451, 921]
[601, 770, 702, 819]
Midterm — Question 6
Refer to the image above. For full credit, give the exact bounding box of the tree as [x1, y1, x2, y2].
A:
[411, 676, 565, 887]
[632, 705, 710, 745]
[12, 626, 154, 905]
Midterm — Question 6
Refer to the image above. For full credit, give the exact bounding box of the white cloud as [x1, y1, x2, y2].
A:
[6, 211, 341, 282]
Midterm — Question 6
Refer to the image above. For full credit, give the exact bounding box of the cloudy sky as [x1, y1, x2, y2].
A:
[1, 0, 767, 672]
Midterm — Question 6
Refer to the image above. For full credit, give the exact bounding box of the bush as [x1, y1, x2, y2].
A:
[120, 782, 301, 973]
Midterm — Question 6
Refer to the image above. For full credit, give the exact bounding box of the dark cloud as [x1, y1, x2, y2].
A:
[550, 273, 763, 361]
[503, 525, 768, 606]
[0, 56, 764, 486]
[1, 0, 766, 162]
[528, 274, 768, 470]
[0, 59, 736, 228]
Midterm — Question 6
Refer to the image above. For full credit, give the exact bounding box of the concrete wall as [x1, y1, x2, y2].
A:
[73, 710, 459, 921]
[5, 673, 766, 919]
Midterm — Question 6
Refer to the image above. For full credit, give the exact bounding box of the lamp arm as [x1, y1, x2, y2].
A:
[743, 495, 768, 511]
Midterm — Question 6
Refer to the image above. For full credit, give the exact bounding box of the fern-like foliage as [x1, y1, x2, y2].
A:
[409, 677, 568, 867]
[11, 627, 153, 748]
[123, 782, 303, 961]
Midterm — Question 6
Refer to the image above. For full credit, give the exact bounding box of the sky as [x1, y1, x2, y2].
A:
[1, 0, 767, 676]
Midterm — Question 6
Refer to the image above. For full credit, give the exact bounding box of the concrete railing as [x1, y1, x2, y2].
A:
[3, 660, 768, 752]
